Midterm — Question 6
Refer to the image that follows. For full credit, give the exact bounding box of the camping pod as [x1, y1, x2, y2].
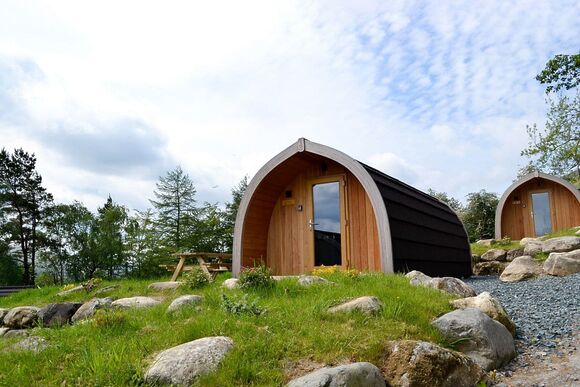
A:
[232, 138, 471, 278]
[495, 171, 580, 240]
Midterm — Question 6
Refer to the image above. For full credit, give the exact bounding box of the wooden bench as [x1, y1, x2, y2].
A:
[165, 252, 233, 282]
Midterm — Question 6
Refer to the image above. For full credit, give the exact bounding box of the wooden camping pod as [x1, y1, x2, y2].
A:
[495, 172, 580, 240]
[233, 138, 471, 278]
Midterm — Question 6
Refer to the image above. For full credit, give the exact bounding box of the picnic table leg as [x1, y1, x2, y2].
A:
[197, 257, 215, 282]
[171, 257, 186, 281]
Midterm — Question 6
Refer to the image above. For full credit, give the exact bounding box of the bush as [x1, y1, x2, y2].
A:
[36, 272, 58, 287]
[220, 293, 265, 316]
[184, 266, 210, 289]
[238, 265, 274, 290]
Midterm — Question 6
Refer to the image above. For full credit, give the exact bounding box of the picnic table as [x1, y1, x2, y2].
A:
[164, 252, 233, 282]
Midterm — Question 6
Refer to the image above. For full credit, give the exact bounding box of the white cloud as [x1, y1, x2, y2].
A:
[0, 0, 578, 210]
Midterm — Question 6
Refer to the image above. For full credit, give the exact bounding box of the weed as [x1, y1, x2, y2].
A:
[238, 265, 274, 290]
[184, 266, 210, 289]
[220, 293, 266, 316]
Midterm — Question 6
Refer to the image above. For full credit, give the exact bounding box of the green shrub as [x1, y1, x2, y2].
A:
[184, 266, 210, 289]
[220, 293, 265, 316]
[36, 272, 58, 287]
[238, 265, 274, 290]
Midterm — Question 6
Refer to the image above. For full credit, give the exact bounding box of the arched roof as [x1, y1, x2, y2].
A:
[495, 171, 580, 239]
[232, 138, 393, 276]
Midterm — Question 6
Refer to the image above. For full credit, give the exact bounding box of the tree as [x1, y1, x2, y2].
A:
[150, 166, 197, 251]
[0, 148, 53, 284]
[462, 190, 499, 242]
[223, 176, 248, 251]
[190, 202, 229, 252]
[427, 188, 463, 213]
[124, 209, 166, 278]
[0, 239, 21, 285]
[521, 53, 580, 184]
[93, 196, 128, 279]
[61, 202, 96, 282]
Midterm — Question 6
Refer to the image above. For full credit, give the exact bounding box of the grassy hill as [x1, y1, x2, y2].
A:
[0, 272, 453, 386]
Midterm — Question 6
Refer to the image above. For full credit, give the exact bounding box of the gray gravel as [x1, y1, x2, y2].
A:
[464, 273, 580, 349]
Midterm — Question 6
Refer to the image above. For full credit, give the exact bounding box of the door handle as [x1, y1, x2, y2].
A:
[308, 219, 319, 231]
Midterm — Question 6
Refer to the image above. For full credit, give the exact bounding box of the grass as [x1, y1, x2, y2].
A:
[0, 272, 454, 386]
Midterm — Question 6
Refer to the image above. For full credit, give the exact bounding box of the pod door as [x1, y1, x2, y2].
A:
[308, 175, 348, 267]
[530, 191, 553, 236]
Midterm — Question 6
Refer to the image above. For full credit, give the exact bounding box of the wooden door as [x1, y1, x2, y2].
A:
[529, 189, 554, 237]
[307, 175, 349, 268]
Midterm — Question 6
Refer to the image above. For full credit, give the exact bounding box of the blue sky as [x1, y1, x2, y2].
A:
[0, 0, 578, 211]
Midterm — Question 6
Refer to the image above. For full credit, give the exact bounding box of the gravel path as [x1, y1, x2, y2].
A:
[464, 273, 580, 349]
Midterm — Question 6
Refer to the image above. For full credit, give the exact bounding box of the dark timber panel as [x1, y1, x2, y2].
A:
[361, 163, 472, 277]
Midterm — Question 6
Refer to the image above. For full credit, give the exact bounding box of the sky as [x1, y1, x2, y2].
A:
[0, 0, 578, 212]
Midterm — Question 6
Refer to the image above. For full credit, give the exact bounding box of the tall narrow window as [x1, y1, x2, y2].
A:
[312, 181, 341, 266]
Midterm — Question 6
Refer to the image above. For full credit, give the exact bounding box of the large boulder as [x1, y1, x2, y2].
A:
[381, 340, 485, 387]
[111, 296, 161, 309]
[4, 329, 29, 338]
[523, 241, 544, 256]
[328, 296, 382, 315]
[542, 236, 580, 253]
[0, 327, 9, 336]
[38, 303, 83, 327]
[3, 306, 40, 329]
[11, 336, 47, 352]
[148, 281, 182, 291]
[286, 362, 386, 387]
[499, 256, 543, 282]
[222, 278, 239, 289]
[450, 292, 516, 336]
[480, 249, 507, 262]
[405, 270, 432, 286]
[93, 285, 120, 295]
[472, 261, 507, 276]
[429, 277, 476, 298]
[432, 308, 515, 371]
[0, 308, 9, 326]
[520, 237, 540, 246]
[298, 275, 334, 287]
[144, 336, 234, 385]
[71, 298, 113, 323]
[167, 295, 203, 313]
[543, 249, 580, 276]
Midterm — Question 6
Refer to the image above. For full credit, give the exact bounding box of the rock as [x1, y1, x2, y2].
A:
[272, 276, 299, 281]
[429, 277, 476, 298]
[476, 239, 494, 246]
[328, 296, 382, 315]
[56, 285, 85, 296]
[167, 295, 203, 313]
[4, 329, 30, 338]
[11, 336, 47, 352]
[543, 249, 580, 276]
[286, 362, 386, 387]
[3, 306, 40, 329]
[471, 254, 481, 264]
[499, 256, 543, 282]
[93, 285, 120, 295]
[71, 298, 113, 323]
[472, 261, 507, 276]
[144, 336, 234, 385]
[406, 270, 432, 286]
[298, 275, 334, 287]
[523, 241, 544, 255]
[506, 248, 524, 262]
[0, 308, 9, 324]
[222, 278, 239, 289]
[0, 327, 9, 336]
[450, 292, 516, 336]
[576, 229, 580, 235]
[481, 249, 507, 262]
[381, 340, 485, 387]
[542, 236, 580, 253]
[520, 237, 540, 246]
[111, 296, 161, 309]
[432, 308, 516, 371]
[148, 281, 182, 291]
[38, 303, 83, 327]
